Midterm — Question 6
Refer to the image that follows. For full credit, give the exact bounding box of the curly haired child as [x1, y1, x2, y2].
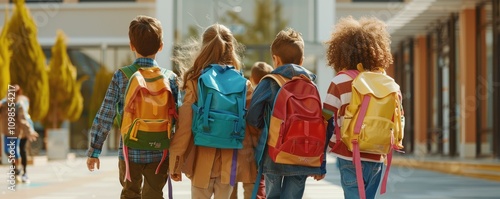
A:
[323, 16, 400, 199]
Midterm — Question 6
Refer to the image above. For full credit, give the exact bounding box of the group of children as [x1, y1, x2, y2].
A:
[87, 15, 399, 199]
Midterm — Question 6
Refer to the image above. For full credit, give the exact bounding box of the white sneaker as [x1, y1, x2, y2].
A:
[21, 174, 30, 184]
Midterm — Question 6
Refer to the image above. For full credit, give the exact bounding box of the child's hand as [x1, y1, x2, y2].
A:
[171, 173, 182, 181]
[87, 157, 100, 172]
[28, 130, 39, 142]
[310, 174, 325, 181]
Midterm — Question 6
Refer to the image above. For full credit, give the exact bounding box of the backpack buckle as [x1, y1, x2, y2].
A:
[233, 120, 240, 134]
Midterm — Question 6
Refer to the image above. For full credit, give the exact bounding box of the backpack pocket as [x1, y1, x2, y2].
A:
[193, 111, 244, 149]
[123, 119, 171, 150]
[270, 115, 326, 167]
[357, 116, 394, 154]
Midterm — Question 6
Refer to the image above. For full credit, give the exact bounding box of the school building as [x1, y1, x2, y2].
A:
[0, 0, 498, 161]
[374, 0, 500, 159]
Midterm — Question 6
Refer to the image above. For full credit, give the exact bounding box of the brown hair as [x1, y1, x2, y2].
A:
[250, 62, 273, 84]
[178, 24, 243, 89]
[129, 15, 163, 57]
[271, 28, 304, 65]
[325, 16, 393, 72]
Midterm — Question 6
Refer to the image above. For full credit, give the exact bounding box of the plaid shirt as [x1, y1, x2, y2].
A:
[87, 58, 180, 163]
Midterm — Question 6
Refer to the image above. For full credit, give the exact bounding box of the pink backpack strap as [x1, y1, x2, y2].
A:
[381, 120, 402, 195]
[123, 146, 131, 182]
[352, 141, 366, 199]
[339, 70, 359, 79]
[352, 95, 371, 199]
[157, 150, 173, 199]
[155, 149, 168, 174]
[331, 70, 360, 151]
[380, 148, 393, 195]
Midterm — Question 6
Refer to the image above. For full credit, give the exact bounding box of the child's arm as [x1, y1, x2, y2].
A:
[168, 80, 196, 180]
[87, 71, 122, 162]
[169, 72, 180, 108]
[168, 72, 181, 128]
[246, 79, 273, 130]
[322, 81, 340, 121]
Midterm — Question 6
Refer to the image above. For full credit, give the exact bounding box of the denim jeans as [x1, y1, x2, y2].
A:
[263, 173, 307, 199]
[338, 158, 383, 199]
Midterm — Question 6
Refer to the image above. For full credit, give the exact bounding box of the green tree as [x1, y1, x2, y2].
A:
[7, 0, 49, 120]
[224, 0, 287, 45]
[45, 30, 88, 128]
[0, 11, 11, 99]
[179, 0, 288, 76]
[221, 0, 288, 75]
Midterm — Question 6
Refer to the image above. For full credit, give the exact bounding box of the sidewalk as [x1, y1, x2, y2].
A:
[1, 154, 500, 199]
[393, 154, 500, 182]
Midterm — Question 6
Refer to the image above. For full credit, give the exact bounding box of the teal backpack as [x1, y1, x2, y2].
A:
[192, 64, 247, 149]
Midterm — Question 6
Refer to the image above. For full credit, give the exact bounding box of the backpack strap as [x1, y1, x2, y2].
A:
[352, 95, 371, 199]
[262, 74, 290, 87]
[230, 149, 238, 186]
[116, 64, 140, 128]
[120, 64, 140, 79]
[123, 146, 131, 182]
[381, 94, 405, 195]
[338, 69, 359, 80]
[331, 69, 366, 198]
[332, 70, 360, 147]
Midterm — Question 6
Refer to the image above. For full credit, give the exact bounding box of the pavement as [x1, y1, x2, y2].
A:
[1, 152, 500, 199]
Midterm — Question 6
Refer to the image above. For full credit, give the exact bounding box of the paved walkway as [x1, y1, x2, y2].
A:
[1, 154, 500, 199]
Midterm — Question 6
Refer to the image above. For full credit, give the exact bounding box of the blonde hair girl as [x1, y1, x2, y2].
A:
[169, 24, 255, 199]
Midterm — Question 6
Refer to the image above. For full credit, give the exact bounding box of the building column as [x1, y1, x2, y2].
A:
[315, 0, 335, 100]
[413, 35, 428, 156]
[458, 8, 477, 158]
[155, 0, 174, 69]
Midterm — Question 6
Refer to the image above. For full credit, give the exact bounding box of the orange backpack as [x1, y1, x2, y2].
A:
[118, 65, 177, 182]
[264, 74, 327, 167]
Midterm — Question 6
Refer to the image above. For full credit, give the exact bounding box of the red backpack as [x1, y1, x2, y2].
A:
[264, 74, 327, 167]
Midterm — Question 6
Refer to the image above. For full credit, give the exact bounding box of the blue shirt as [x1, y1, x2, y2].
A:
[87, 58, 180, 163]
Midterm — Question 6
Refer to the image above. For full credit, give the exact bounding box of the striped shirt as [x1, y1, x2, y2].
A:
[87, 58, 179, 163]
[323, 71, 384, 162]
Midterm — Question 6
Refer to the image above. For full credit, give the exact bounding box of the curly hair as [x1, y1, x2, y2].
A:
[325, 16, 393, 72]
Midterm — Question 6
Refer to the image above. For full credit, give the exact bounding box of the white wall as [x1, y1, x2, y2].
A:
[315, 0, 335, 101]
[0, 3, 155, 47]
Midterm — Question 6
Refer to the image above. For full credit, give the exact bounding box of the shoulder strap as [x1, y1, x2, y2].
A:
[262, 74, 290, 87]
[339, 70, 360, 80]
[160, 68, 173, 76]
[120, 64, 140, 79]
[115, 64, 140, 127]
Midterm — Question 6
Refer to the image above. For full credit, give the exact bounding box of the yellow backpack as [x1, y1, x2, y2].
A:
[341, 71, 404, 154]
[118, 64, 177, 182]
[333, 64, 404, 199]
